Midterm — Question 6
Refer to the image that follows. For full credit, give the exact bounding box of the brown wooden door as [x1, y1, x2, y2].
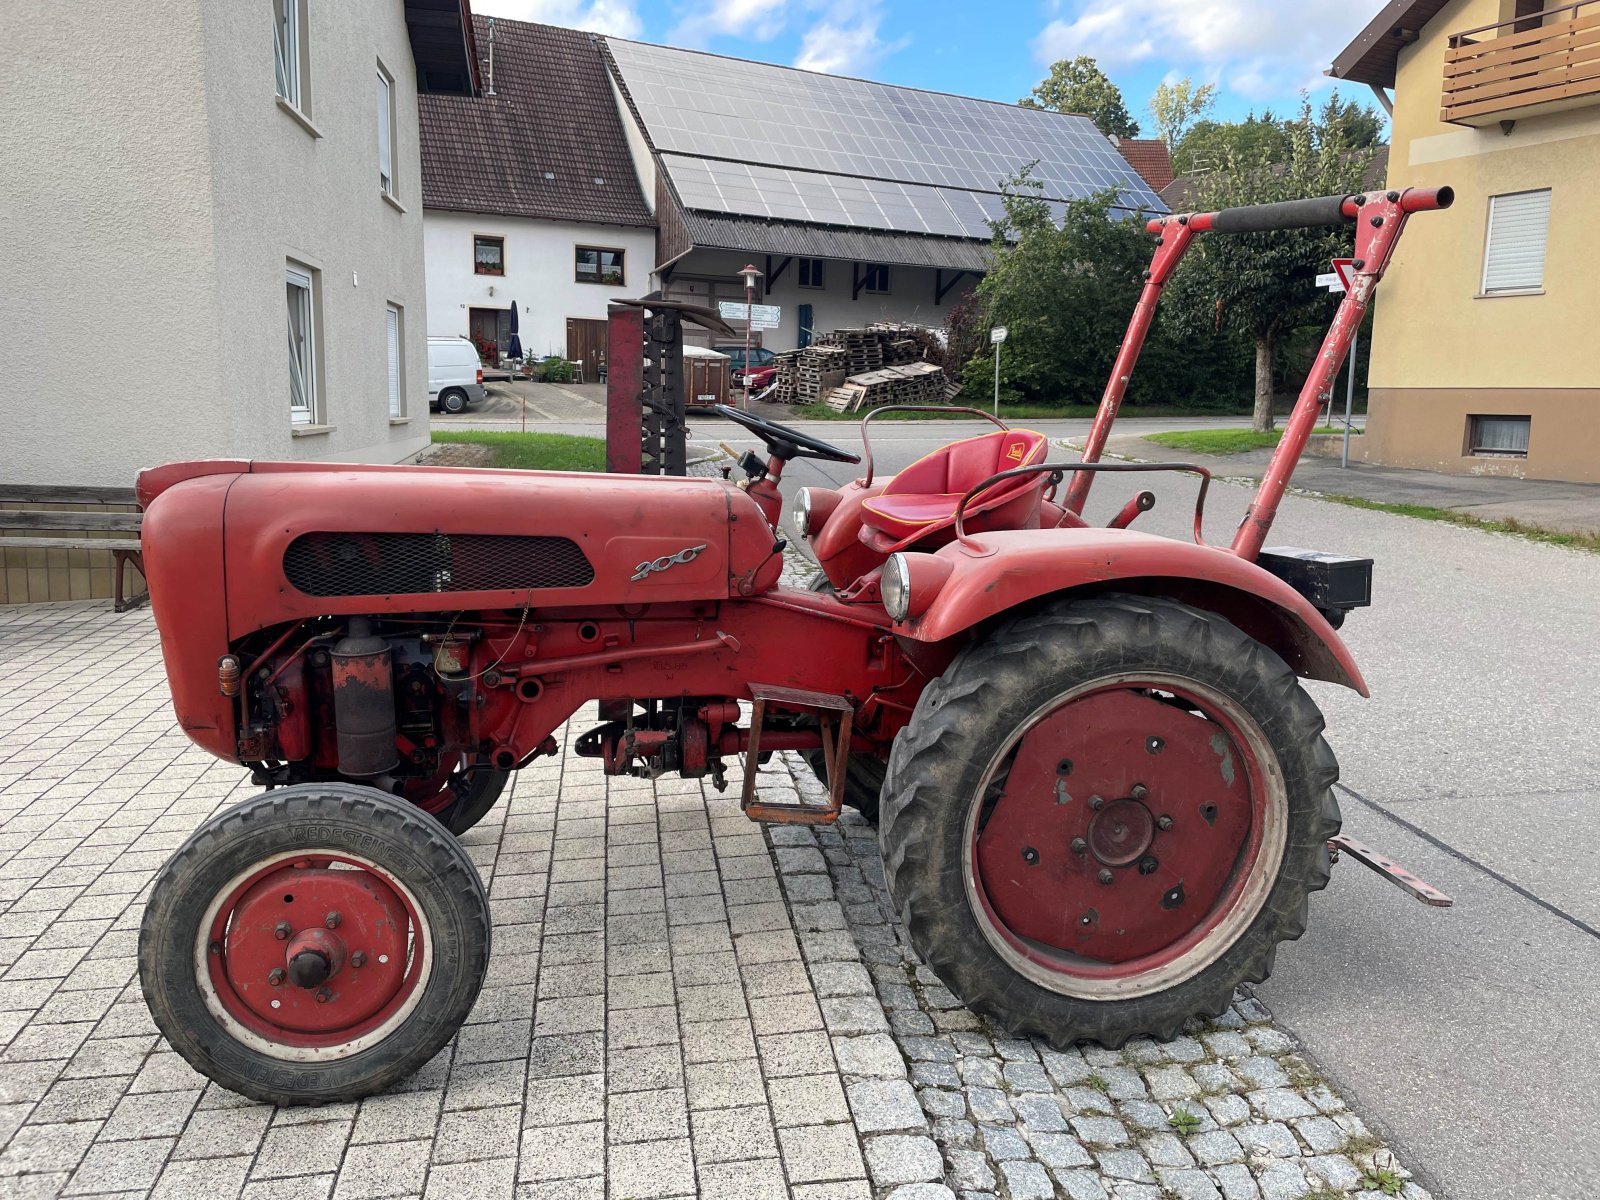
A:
[565, 318, 607, 384]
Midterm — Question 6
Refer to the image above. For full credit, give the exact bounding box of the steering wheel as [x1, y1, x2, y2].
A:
[712, 404, 861, 465]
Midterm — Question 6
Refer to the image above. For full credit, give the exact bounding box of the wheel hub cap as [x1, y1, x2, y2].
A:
[973, 688, 1260, 968]
[218, 863, 413, 1038]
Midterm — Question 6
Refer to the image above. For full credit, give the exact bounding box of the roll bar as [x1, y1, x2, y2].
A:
[1145, 187, 1454, 237]
[1064, 185, 1454, 558]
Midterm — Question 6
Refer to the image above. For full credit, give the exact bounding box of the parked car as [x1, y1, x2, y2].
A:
[427, 337, 488, 414]
[723, 346, 776, 388]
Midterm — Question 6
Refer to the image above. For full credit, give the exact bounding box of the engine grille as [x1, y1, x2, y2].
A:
[283, 532, 594, 597]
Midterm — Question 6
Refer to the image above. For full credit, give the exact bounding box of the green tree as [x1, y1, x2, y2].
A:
[1172, 112, 1290, 174]
[1318, 91, 1385, 149]
[1163, 102, 1380, 431]
[1020, 56, 1140, 138]
[1149, 77, 1217, 148]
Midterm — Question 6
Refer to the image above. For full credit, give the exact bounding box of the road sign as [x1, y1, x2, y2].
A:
[718, 301, 781, 329]
[1318, 259, 1357, 294]
[990, 325, 1008, 344]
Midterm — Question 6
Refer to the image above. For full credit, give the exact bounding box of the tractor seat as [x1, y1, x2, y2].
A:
[860, 429, 1050, 550]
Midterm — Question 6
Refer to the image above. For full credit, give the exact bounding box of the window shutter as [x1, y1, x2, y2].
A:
[377, 71, 393, 194]
[386, 306, 402, 418]
[1483, 190, 1551, 293]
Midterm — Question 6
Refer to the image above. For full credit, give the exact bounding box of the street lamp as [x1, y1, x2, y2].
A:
[738, 263, 763, 409]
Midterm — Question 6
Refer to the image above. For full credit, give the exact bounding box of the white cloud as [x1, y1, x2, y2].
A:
[470, 0, 643, 39]
[794, 2, 908, 76]
[672, 0, 790, 46]
[1034, 0, 1390, 103]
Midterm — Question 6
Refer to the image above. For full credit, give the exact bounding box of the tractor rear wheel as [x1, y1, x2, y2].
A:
[139, 784, 490, 1105]
[402, 759, 509, 836]
[802, 573, 885, 822]
[880, 594, 1340, 1048]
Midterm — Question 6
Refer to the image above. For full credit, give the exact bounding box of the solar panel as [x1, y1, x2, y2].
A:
[609, 38, 1164, 221]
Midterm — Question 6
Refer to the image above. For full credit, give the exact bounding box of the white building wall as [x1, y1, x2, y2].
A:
[0, 0, 432, 488]
[422, 212, 657, 359]
[666, 249, 981, 351]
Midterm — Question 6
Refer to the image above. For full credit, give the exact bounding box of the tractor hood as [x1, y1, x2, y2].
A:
[138, 460, 784, 643]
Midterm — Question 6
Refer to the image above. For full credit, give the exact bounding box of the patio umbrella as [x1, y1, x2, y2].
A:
[506, 301, 523, 360]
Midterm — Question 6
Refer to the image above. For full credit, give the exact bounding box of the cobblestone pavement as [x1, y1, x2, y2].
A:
[0, 599, 1430, 1200]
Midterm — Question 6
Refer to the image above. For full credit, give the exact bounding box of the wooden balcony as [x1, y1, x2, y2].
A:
[1442, 1, 1600, 126]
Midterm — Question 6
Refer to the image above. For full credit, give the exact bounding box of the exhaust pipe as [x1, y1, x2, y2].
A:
[330, 618, 398, 776]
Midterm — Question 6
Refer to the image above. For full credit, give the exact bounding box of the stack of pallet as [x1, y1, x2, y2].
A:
[825, 361, 948, 413]
[868, 321, 948, 370]
[764, 323, 954, 406]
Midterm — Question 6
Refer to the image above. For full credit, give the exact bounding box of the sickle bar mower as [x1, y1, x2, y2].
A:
[133, 187, 1453, 1105]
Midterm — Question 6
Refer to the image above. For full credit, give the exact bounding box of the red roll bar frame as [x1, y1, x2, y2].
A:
[1061, 186, 1454, 561]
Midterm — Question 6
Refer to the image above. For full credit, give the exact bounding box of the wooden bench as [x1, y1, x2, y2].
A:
[0, 485, 147, 611]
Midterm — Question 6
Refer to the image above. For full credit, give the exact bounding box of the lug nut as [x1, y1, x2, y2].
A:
[351, 951, 367, 968]
[1138, 856, 1160, 875]
[1156, 815, 1174, 831]
[1088, 795, 1105, 811]
[1097, 869, 1114, 885]
[268, 968, 286, 985]
[274, 921, 291, 941]
[324, 911, 341, 930]
[1131, 783, 1148, 801]
[1071, 838, 1088, 855]
[315, 988, 331, 1004]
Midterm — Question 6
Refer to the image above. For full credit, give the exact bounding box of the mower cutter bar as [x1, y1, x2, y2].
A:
[1329, 833, 1454, 908]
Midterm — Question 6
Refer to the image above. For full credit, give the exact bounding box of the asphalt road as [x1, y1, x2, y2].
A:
[441, 410, 1599, 1199]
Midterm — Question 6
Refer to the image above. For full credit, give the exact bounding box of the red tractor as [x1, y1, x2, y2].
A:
[136, 189, 1453, 1105]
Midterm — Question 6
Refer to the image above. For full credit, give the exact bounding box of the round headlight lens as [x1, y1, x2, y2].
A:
[881, 554, 912, 622]
[791, 488, 814, 540]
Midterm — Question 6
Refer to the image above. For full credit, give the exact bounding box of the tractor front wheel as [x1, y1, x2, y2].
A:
[881, 594, 1340, 1047]
[139, 784, 490, 1105]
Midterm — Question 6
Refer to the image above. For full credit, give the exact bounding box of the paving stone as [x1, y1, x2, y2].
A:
[1236, 1056, 1291, 1089]
[832, 1033, 904, 1079]
[149, 1153, 253, 1200]
[1254, 1159, 1310, 1200]
[519, 1120, 603, 1182]
[918, 1086, 967, 1118]
[946, 1147, 996, 1191]
[423, 1157, 516, 1200]
[1145, 1064, 1200, 1100]
[1070, 1115, 1129, 1146]
[998, 1159, 1054, 1200]
[977, 1125, 1030, 1160]
[1250, 1087, 1316, 1121]
[1160, 1167, 1224, 1200]
[1189, 1128, 1245, 1165]
[846, 1078, 923, 1133]
[966, 1085, 1012, 1123]
[1233, 1121, 1299, 1158]
[1094, 1147, 1155, 1182]
[1025, 1131, 1092, 1169]
[607, 1087, 689, 1144]
[607, 1136, 694, 1198]
[1054, 1171, 1110, 1200]
[697, 1157, 787, 1200]
[1305, 1153, 1364, 1190]
[864, 1134, 944, 1186]
[780, 1123, 867, 1184]
[1213, 1162, 1263, 1200]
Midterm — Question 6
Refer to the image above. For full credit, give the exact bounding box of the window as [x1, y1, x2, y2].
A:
[1468, 415, 1530, 458]
[286, 264, 318, 425]
[1482, 189, 1551, 294]
[474, 236, 504, 276]
[376, 65, 395, 198]
[575, 246, 625, 286]
[273, 0, 308, 111]
[861, 263, 890, 295]
[798, 258, 825, 289]
[386, 304, 404, 418]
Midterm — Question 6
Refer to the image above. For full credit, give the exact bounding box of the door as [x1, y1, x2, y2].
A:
[798, 303, 813, 348]
[469, 307, 510, 361]
[565, 318, 607, 384]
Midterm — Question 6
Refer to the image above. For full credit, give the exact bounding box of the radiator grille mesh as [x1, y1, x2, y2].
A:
[283, 532, 594, 597]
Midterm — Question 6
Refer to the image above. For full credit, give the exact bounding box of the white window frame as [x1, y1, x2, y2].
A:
[798, 258, 825, 289]
[1481, 188, 1551, 295]
[273, 0, 308, 112]
[376, 63, 395, 198]
[286, 264, 318, 426]
[386, 303, 404, 419]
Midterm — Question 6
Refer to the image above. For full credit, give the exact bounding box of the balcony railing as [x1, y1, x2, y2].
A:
[1442, 0, 1600, 126]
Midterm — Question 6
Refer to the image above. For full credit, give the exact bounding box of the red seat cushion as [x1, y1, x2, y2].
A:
[861, 430, 1049, 545]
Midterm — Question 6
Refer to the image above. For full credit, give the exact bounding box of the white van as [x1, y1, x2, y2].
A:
[427, 337, 488, 414]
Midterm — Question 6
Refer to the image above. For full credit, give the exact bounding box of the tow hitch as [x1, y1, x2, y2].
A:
[1329, 834, 1454, 907]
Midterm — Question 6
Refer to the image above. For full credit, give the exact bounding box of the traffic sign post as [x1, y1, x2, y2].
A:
[1317, 261, 1358, 466]
[990, 326, 1007, 416]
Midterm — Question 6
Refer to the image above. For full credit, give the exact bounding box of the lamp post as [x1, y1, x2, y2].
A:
[738, 263, 762, 409]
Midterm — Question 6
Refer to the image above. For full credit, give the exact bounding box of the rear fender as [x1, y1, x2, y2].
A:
[900, 528, 1368, 695]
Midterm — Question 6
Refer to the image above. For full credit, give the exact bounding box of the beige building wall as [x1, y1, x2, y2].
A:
[1365, 0, 1600, 480]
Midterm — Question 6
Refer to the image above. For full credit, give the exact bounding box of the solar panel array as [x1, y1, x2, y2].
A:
[605, 38, 1163, 239]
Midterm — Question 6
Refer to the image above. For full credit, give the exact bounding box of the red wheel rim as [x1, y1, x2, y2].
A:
[196, 851, 432, 1059]
[402, 753, 462, 815]
[963, 674, 1285, 1000]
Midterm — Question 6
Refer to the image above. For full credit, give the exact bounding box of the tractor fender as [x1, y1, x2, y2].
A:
[899, 527, 1368, 695]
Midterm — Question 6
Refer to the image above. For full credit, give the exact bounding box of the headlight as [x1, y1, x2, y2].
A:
[791, 488, 814, 540]
[881, 554, 912, 622]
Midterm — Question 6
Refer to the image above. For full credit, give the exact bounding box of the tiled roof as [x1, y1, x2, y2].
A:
[1113, 138, 1175, 192]
[1159, 145, 1391, 212]
[417, 17, 654, 227]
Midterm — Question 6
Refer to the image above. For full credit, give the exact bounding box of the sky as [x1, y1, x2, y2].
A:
[469, 0, 1394, 130]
